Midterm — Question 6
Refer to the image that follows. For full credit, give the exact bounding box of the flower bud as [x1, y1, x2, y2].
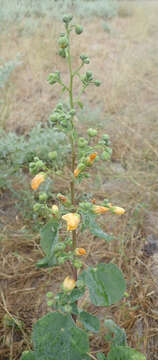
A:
[101, 151, 111, 161]
[31, 173, 46, 190]
[48, 151, 57, 160]
[62, 14, 73, 24]
[33, 203, 41, 212]
[64, 305, 72, 313]
[58, 256, 66, 265]
[39, 192, 48, 202]
[112, 206, 125, 215]
[54, 243, 66, 252]
[69, 109, 76, 116]
[73, 260, 83, 269]
[58, 35, 69, 49]
[52, 205, 59, 215]
[75, 25, 83, 35]
[94, 80, 101, 87]
[75, 248, 86, 256]
[80, 54, 90, 64]
[48, 71, 60, 85]
[63, 276, 76, 291]
[78, 137, 88, 148]
[58, 48, 66, 58]
[87, 128, 98, 137]
[93, 205, 111, 214]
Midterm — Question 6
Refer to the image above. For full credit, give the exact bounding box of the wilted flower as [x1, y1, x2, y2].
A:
[57, 193, 67, 203]
[63, 276, 76, 291]
[74, 168, 81, 177]
[62, 213, 80, 231]
[31, 173, 45, 191]
[93, 204, 112, 214]
[75, 248, 86, 256]
[112, 206, 125, 215]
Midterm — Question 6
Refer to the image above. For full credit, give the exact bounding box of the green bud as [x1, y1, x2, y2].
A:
[101, 151, 111, 161]
[63, 14, 73, 24]
[78, 137, 88, 148]
[69, 109, 76, 116]
[87, 128, 98, 137]
[36, 160, 44, 168]
[58, 256, 66, 265]
[86, 71, 93, 80]
[39, 192, 48, 202]
[102, 134, 110, 141]
[56, 103, 63, 111]
[64, 305, 72, 313]
[80, 54, 90, 64]
[94, 80, 101, 87]
[48, 151, 57, 160]
[73, 260, 83, 269]
[48, 71, 60, 85]
[78, 163, 86, 171]
[75, 25, 83, 35]
[47, 300, 54, 307]
[58, 35, 69, 49]
[46, 291, 54, 298]
[33, 203, 41, 212]
[58, 48, 66, 58]
[54, 243, 66, 252]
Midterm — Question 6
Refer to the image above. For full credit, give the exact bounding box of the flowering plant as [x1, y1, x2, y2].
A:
[21, 15, 146, 360]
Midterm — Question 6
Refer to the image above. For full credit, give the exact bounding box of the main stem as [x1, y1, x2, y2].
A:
[67, 28, 77, 282]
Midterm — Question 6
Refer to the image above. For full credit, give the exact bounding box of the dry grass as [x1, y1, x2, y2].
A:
[1, 1, 158, 359]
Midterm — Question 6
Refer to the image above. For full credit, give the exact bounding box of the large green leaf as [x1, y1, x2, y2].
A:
[104, 319, 127, 346]
[21, 351, 35, 360]
[32, 312, 89, 360]
[107, 345, 146, 360]
[79, 311, 100, 333]
[36, 219, 59, 268]
[80, 263, 126, 306]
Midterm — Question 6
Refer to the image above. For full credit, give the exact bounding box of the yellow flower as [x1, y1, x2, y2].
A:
[74, 168, 81, 177]
[62, 213, 80, 231]
[52, 205, 59, 215]
[75, 248, 86, 256]
[31, 173, 45, 191]
[93, 204, 112, 214]
[86, 152, 97, 165]
[63, 276, 76, 291]
[112, 206, 125, 215]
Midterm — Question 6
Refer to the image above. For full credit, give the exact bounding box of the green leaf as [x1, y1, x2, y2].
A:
[104, 319, 127, 346]
[80, 263, 126, 306]
[79, 311, 100, 333]
[107, 345, 146, 360]
[32, 312, 89, 360]
[89, 222, 113, 242]
[21, 351, 35, 360]
[97, 353, 107, 360]
[36, 219, 60, 267]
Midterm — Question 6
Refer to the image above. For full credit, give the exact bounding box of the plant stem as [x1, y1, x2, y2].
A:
[66, 27, 77, 282]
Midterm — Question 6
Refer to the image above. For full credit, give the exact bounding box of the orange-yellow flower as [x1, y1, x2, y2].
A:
[112, 206, 125, 215]
[75, 248, 86, 256]
[62, 213, 80, 231]
[93, 204, 112, 214]
[31, 173, 45, 191]
[63, 276, 76, 291]
[86, 152, 97, 165]
[74, 168, 81, 177]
